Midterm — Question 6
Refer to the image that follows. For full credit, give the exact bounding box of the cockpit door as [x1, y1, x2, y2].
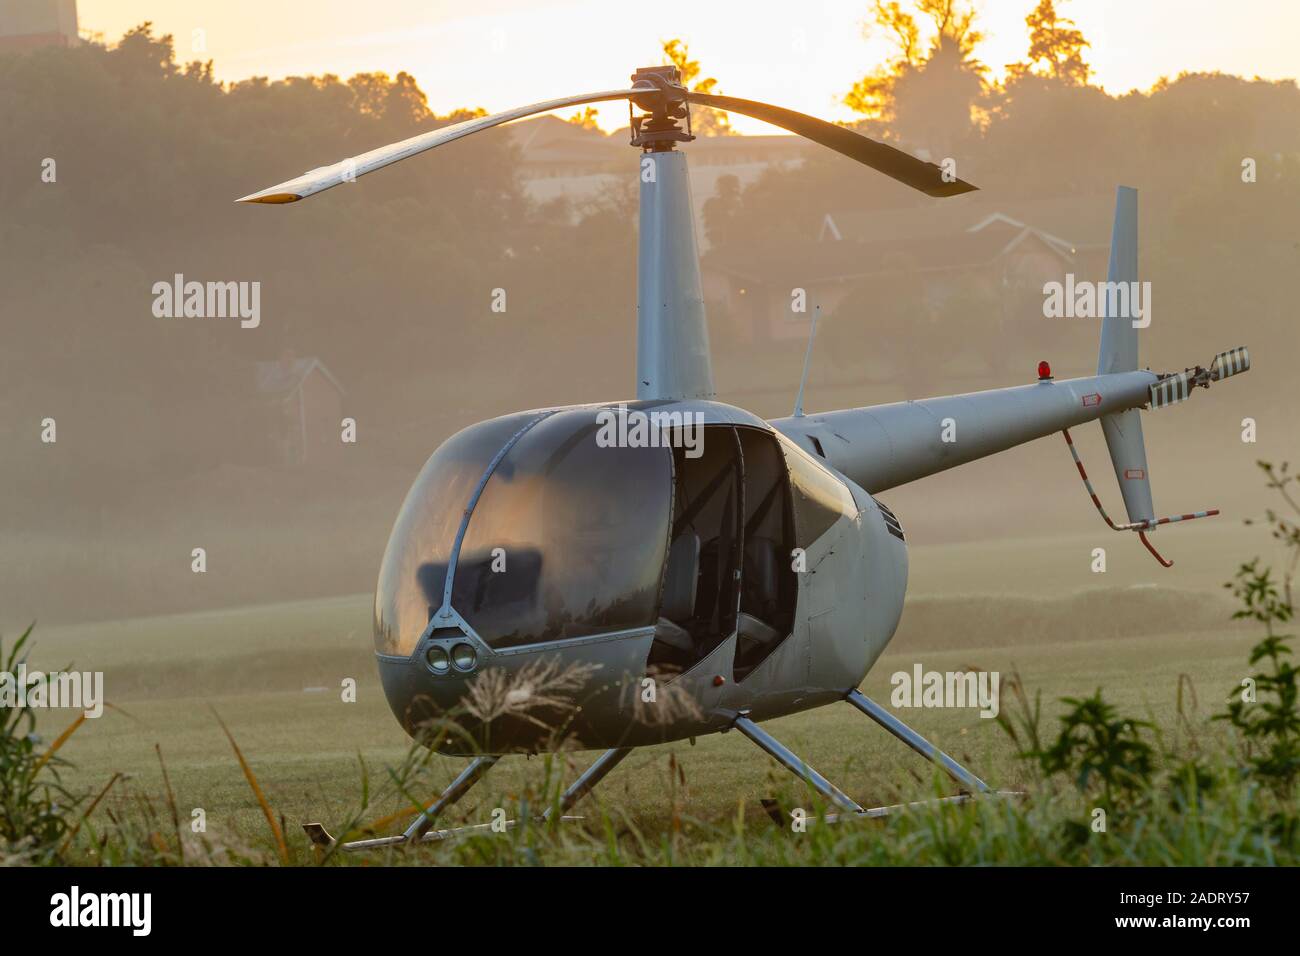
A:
[733, 427, 799, 681]
[649, 425, 744, 674]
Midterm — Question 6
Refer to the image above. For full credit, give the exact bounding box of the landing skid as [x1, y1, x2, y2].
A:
[761, 792, 993, 826]
[302, 815, 587, 850]
[737, 691, 1015, 825]
[309, 695, 1005, 850]
[304, 747, 633, 853]
[844, 688, 991, 793]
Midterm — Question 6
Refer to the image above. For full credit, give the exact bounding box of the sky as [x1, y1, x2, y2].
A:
[77, 0, 1300, 134]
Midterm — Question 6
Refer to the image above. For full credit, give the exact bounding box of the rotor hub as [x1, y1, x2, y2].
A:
[629, 66, 693, 151]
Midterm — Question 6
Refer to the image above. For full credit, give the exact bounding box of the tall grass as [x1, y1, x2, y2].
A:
[3, 460, 1296, 866]
[0, 625, 84, 864]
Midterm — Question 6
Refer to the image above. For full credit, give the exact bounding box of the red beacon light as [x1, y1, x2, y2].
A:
[1037, 360, 1053, 381]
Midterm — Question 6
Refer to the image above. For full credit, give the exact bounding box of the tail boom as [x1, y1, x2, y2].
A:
[771, 369, 1155, 494]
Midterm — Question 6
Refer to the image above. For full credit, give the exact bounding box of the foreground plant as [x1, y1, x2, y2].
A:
[0, 625, 83, 863]
[1214, 461, 1300, 794]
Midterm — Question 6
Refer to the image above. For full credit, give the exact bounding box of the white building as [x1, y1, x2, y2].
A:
[506, 116, 807, 247]
[0, 0, 79, 53]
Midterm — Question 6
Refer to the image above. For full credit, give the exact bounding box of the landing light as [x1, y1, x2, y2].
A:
[426, 645, 450, 674]
[452, 643, 478, 672]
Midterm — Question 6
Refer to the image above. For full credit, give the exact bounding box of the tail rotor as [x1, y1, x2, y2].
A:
[1149, 347, 1251, 410]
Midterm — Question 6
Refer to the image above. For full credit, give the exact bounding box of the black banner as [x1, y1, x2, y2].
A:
[0, 865, 1283, 941]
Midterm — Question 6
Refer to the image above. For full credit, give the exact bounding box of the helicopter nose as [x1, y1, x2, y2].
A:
[378, 624, 479, 706]
[376, 652, 479, 746]
[374, 627, 658, 755]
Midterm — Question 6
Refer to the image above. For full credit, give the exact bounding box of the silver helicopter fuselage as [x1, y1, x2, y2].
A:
[366, 146, 1152, 755]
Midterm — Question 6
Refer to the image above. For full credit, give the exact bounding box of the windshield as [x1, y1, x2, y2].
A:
[452, 409, 673, 649]
[373, 412, 539, 657]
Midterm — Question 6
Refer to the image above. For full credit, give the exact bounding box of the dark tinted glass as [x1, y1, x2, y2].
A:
[373, 413, 537, 657]
[453, 409, 673, 649]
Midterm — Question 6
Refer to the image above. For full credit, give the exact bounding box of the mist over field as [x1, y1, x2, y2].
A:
[1, 19, 1293, 630]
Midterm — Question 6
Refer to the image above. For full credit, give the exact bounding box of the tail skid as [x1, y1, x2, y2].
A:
[1060, 427, 1219, 567]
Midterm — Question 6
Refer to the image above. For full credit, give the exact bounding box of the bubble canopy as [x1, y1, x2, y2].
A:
[374, 408, 674, 657]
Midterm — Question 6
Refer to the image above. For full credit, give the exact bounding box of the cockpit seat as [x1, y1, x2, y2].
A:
[653, 617, 694, 651]
[737, 611, 783, 648]
[654, 533, 700, 652]
[743, 535, 781, 621]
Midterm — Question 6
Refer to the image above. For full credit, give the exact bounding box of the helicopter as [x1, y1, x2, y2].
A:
[237, 65, 1250, 850]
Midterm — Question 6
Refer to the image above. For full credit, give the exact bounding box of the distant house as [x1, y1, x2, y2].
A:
[506, 117, 807, 244]
[703, 196, 1112, 343]
[0, 0, 79, 53]
[255, 356, 345, 465]
[677, 133, 809, 247]
[509, 116, 625, 177]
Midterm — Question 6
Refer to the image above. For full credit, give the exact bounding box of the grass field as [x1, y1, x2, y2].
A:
[16, 519, 1279, 864]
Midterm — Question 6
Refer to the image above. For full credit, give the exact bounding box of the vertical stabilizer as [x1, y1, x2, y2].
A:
[1097, 186, 1140, 376]
[1097, 186, 1154, 525]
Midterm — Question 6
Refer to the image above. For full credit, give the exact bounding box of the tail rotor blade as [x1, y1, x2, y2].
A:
[684, 91, 978, 197]
[1211, 346, 1250, 381]
[1149, 346, 1251, 410]
[1150, 371, 1192, 409]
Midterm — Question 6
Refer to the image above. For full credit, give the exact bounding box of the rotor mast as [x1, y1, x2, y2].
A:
[630, 66, 715, 401]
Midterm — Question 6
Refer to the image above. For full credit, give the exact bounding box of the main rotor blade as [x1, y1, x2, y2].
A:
[684, 91, 978, 197]
[236, 88, 643, 204]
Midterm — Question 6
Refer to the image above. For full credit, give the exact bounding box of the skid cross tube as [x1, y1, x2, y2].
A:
[302, 754, 501, 852]
[543, 747, 633, 820]
[404, 754, 499, 841]
[845, 690, 990, 793]
[733, 712, 864, 814]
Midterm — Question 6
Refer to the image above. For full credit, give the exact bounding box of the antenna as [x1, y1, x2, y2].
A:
[793, 305, 821, 418]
